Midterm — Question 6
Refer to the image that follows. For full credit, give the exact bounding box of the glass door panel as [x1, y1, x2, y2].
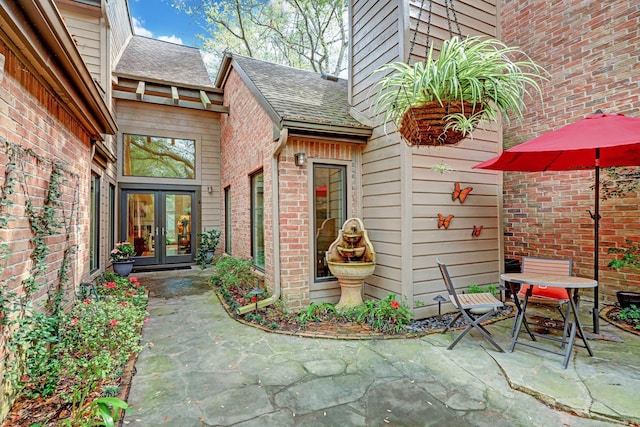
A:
[126, 192, 155, 260]
[166, 194, 192, 257]
[121, 190, 195, 266]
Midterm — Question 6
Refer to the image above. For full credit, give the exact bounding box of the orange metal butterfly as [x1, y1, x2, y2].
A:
[438, 213, 454, 229]
[452, 182, 473, 203]
[471, 225, 483, 237]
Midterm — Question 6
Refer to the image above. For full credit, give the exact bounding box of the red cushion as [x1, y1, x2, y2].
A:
[518, 284, 569, 300]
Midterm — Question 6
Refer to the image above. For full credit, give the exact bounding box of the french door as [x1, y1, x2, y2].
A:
[121, 189, 196, 266]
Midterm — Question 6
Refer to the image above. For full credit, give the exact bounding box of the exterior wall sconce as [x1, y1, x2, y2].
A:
[294, 152, 306, 167]
[206, 186, 214, 193]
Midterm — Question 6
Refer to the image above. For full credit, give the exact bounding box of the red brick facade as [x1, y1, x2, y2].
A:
[220, 68, 359, 311]
[500, 0, 640, 302]
[0, 42, 93, 303]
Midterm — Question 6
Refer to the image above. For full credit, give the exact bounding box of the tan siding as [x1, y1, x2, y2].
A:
[353, 0, 501, 318]
[59, 11, 102, 81]
[115, 101, 222, 232]
[106, 0, 133, 63]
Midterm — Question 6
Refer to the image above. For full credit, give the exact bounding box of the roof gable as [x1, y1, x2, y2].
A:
[218, 54, 371, 138]
[115, 36, 213, 88]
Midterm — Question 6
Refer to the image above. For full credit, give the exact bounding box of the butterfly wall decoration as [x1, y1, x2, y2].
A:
[471, 225, 483, 237]
[437, 213, 454, 229]
[452, 182, 472, 203]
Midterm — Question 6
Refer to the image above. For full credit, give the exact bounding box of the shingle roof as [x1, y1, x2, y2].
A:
[230, 55, 370, 131]
[115, 36, 213, 88]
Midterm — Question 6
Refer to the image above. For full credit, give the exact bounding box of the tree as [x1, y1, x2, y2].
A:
[173, 0, 348, 76]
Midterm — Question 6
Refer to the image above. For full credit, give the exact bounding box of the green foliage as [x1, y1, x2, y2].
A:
[174, 0, 348, 76]
[212, 256, 256, 292]
[373, 36, 547, 138]
[58, 390, 128, 427]
[3, 274, 147, 424]
[195, 228, 221, 269]
[100, 384, 121, 398]
[298, 302, 338, 327]
[608, 239, 640, 270]
[5, 310, 61, 398]
[110, 242, 135, 262]
[355, 294, 413, 334]
[616, 304, 640, 330]
[467, 284, 500, 297]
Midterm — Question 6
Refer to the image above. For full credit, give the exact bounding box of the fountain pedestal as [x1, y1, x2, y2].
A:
[328, 261, 376, 308]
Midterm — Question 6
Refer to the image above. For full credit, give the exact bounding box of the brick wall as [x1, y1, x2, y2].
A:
[0, 41, 92, 419]
[220, 69, 275, 290]
[221, 68, 359, 311]
[500, 0, 640, 303]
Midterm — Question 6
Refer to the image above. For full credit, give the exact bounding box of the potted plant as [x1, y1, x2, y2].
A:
[195, 229, 221, 269]
[373, 36, 546, 146]
[111, 241, 136, 277]
[608, 239, 640, 308]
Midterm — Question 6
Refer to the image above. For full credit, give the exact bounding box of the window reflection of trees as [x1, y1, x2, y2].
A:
[124, 134, 195, 179]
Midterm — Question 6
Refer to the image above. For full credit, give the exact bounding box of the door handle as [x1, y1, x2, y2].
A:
[155, 227, 159, 236]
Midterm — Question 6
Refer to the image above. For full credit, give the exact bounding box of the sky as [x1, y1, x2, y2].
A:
[128, 0, 204, 48]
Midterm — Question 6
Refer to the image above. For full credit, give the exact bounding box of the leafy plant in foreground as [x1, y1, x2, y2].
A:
[355, 294, 412, 334]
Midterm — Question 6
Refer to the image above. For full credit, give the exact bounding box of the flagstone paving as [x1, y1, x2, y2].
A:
[124, 268, 640, 426]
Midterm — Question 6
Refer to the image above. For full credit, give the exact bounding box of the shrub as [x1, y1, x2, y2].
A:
[468, 284, 500, 297]
[212, 256, 256, 293]
[195, 229, 222, 269]
[5, 274, 147, 424]
[356, 294, 413, 334]
[616, 304, 640, 330]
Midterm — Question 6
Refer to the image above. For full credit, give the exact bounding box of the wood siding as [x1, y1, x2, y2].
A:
[106, 0, 133, 65]
[115, 101, 222, 233]
[56, 4, 103, 87]
[351, 0, 501, 318]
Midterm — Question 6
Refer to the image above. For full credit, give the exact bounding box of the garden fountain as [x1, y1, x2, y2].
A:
[326, 218, 376, 309]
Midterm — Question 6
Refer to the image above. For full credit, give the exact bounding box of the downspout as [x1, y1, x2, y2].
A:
[237, 127, 288, 314]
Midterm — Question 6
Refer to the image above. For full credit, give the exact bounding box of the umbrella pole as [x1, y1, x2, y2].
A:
[593, 151, 600, 334]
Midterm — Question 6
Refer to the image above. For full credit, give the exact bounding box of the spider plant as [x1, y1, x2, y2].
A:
[372, 36, 547, 138]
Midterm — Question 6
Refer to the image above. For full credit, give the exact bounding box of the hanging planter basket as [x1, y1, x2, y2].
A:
[372, 36, 546, 148]
[399, 101, 483, 146]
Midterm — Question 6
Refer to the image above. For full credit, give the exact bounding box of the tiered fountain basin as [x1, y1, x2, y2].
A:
[326, 218, 376, 309]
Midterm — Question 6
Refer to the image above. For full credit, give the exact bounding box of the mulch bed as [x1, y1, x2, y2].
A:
[216, 288, 515, 339]
[600, 305, 640, 336]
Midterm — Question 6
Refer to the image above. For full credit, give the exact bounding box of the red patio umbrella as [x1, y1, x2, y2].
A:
[474, 112, 640, 333]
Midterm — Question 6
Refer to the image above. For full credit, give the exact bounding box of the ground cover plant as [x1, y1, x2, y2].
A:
[604, 304, 640, 333]
[2, 273, 148, 427]
[213, 256, 414, 335]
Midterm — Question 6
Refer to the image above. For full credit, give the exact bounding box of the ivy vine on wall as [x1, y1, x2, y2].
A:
[0, 137, 81, 395]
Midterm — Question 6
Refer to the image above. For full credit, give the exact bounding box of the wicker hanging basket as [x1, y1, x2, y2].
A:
[399, 100, 483, 147]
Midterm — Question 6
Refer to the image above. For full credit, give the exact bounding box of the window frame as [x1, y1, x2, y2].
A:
[250, 171, 265, 271]
[310, 160, 351, 284]
[224, 186, 232, 255]
[122, 133, 197, 180]
[90, 174, 100, 273]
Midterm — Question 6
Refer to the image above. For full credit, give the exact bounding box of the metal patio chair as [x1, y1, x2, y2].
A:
[436, 258, 504, 352]
[512, 257, 573, 346]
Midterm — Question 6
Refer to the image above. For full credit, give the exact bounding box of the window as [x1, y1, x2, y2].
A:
[90, 174, 100, 272]
[224, 186, 232, 254]
[123, 134, 195, 179]
[314, 164, 346, 280]
[108, 184, 115, 254]
[251, 172, 264, 270]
